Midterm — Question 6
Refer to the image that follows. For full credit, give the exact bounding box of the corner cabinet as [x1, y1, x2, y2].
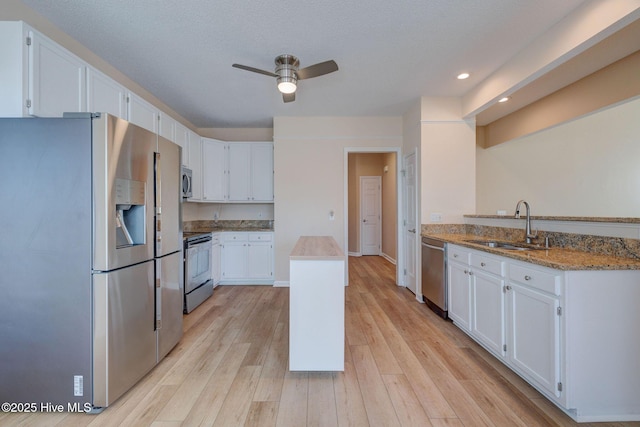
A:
[446, 243, 640, 422]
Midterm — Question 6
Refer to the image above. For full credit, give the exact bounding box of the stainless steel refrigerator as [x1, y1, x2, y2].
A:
[0, 113, 183, 410]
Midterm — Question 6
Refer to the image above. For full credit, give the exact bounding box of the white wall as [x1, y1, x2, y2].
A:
[273, 117, 403, 283]
[476, 96, 640, 217]
[420, 97, 476, 224]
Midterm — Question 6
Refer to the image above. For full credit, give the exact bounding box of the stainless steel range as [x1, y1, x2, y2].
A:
[184, 232, 214, 313]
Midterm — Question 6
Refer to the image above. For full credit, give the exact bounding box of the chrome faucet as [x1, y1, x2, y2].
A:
[514, 200, 538, 244]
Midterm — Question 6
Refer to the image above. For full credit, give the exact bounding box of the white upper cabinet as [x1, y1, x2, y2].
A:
[174, 123, 190, 166]
[0, 21, 86, 117]
[250, 143, 274, 202]
[127, 92, 158, 133]
[159, 112, 176, 142]
[227, 143, 251, 201]
[28, 29, 86, 117]
[0, 21, 29, 117]
[202, 138, 228, 202]
[86, 67, 126, 118]
[187, 136, 203, 201]
[227, 142, 274, 202]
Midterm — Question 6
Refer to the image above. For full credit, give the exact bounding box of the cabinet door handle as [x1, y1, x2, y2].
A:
[463, 269, 468, 274]
[453, 254, 458, 258]
[480, 262, 486, 267]
[506, 285, 512, 291]
[524, 275, 532, 281]
[468, 271, 473, 276]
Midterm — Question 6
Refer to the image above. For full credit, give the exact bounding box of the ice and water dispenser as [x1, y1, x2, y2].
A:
[114, 178, 147, 248]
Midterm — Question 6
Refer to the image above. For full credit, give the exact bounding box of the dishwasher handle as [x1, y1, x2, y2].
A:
[422, 242, 445, 251]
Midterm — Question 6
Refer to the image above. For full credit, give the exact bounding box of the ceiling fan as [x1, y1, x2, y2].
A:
[232, 54, 338, 103]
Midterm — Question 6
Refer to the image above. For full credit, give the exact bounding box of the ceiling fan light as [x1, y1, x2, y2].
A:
[277, 77, 297, 94]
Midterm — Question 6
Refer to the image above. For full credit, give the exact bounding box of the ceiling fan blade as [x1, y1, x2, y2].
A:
[232, 63, 278, 78]
[297, 60, 338, 80]
[283, 92, 295, 103]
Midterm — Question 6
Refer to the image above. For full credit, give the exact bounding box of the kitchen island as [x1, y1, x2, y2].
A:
[289, 236, 345, 371]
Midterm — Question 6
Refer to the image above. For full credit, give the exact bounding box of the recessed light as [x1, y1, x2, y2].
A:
[457, 72, 470, 80]
[498, 97, 510, 103]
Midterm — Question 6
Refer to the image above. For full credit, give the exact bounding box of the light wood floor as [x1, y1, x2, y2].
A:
[2, 256, 638, 426]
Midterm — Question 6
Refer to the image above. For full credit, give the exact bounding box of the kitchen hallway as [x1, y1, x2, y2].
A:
[1, 256, 633, 426]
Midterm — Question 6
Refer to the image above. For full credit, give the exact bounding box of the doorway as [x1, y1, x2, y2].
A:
[344, 149, 402, 286]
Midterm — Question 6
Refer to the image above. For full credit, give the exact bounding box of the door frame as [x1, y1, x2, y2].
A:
[360, 176, 382, 256]
[344, 147, 403, 287]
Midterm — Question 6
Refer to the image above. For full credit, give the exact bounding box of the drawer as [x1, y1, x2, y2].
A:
[249, 232, 272, 242]
[470, 252, 504, 276]
[508, 263, 562, 296]
[447, 244, 470, 264]
[222, 232, 248, 242]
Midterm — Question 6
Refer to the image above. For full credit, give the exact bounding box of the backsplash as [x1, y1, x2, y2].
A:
[422, 224, 640, 260]
[184, 219, 274, 232]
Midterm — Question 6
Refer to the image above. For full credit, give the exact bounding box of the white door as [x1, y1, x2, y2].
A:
[402, 152, 417, 293]
[360, 176, 381, 255]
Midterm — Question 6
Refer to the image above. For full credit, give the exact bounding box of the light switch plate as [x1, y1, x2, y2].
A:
[430, 213, 442, 222]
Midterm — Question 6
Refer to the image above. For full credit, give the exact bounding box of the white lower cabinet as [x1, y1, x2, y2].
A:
[472, 269, 506, 358]
[446, 243, 640, 422]
[220, 232, 273, 284]
[449, 245, 561, 398]
[507, 280, 560, 397]
[447, 246, 472, 331]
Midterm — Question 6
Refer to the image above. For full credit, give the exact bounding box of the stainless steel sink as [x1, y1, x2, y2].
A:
[464, 239, 544, 251]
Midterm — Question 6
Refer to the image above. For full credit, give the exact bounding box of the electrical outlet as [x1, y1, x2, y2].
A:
[430, 213, 442, 222]
[329, 210, 335, 221]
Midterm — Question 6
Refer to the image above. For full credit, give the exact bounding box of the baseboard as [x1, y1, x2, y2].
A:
[381, 252, 396, 265]
[348, 251, 362, 257]
[273, 280, 290, 287]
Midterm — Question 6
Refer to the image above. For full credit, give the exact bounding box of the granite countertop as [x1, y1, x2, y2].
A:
[424, 233, 640, 271]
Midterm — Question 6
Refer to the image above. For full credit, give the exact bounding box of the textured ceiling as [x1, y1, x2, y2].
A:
[21, 0, 585, 128]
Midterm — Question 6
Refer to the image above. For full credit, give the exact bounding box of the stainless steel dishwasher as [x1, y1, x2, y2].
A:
[421, 237, 447, 319]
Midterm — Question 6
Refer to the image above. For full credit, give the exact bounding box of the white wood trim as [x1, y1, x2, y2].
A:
[273, 280, 290, 287]
[348, 251, 362, 257]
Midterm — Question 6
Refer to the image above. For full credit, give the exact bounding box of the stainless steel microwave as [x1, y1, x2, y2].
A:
[181, 166, 192, 198]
